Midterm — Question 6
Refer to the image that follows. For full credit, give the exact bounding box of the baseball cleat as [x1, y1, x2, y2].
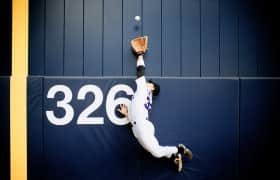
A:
[178, 144, 193, 160]
[173, 153, 183, 172]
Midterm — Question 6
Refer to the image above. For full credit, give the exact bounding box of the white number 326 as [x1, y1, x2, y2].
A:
[45, 84, 134, 126]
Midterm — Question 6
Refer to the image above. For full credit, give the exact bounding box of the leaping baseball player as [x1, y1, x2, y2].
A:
[117, 36, 192, 172]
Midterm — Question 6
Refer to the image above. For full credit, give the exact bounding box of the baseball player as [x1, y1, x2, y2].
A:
[117, 36, 192, 172]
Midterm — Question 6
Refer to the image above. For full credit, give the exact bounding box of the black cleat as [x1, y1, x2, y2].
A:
[178, 144, 193, 160]
[173, 153, 183, 172]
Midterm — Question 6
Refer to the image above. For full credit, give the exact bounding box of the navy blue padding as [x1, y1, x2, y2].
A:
[239, 79, 280, 179]
[143, 79, 238, 180]
[27, 77, 239, 179]
[45, 0, 64, 76]
[0, 77, 10, 180]
[162, 0, 181, 76]
[143, 0, 162, 76]
[29, 0, 45, 75]
[84, 0, 103, 76]
[238, 0, 257, 76]
[43, 78, 140, 179]
[103, 0, 123, 76]
[201, 0, 219, 76]
[28, 77, 44, 180]
[181, 0, 200, 76]
[220, 0, 238, 76]
[64, 0, 83, 76]
[123, 0, 142, 76]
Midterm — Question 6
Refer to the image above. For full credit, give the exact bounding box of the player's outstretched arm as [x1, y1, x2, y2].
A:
[136, 55, 145, 78]
[130, 36, 148, 78]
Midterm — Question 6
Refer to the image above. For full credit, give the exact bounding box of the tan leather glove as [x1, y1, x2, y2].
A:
[130, 36, 148, 55]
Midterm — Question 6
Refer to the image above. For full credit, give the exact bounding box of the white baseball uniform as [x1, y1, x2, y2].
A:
[128, 56, 178, 158]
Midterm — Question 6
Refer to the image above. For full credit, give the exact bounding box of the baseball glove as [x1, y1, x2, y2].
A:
[131, 36, 148, 55]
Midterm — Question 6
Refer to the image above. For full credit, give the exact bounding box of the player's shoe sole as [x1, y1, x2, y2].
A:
[178, 144, 193, 160]
[173, 153, 183, 172]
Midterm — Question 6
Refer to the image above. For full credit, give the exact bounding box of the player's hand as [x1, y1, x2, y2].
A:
[117, 104, 128, 118]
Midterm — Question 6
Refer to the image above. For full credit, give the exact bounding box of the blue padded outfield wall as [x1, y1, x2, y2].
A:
[29, 77, 239, 180]
[27, 77, 280, 180]
[29, 0, 279, 77]
[27, 0, 279, 179]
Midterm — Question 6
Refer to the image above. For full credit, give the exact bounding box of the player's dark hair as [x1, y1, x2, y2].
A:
[148, 80, 160, 96]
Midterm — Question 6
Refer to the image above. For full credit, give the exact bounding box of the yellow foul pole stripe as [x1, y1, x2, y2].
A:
[11, 0, 28, 179]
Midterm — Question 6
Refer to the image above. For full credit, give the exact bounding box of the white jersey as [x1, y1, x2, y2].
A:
[127, 55, 178, 159]
[128, 76, 178, 158]
[128, 76, 153, 139]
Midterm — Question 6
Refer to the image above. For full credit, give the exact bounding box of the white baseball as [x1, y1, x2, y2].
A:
[134, 16, 141, 21]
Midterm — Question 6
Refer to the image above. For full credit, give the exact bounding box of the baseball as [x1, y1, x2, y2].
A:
[134, 15, 141, 21]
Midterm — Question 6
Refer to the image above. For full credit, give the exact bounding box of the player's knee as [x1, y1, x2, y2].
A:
[149, 149, 163, 158]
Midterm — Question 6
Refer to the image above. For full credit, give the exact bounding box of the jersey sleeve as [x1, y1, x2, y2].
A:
[135, 76, 147, 93]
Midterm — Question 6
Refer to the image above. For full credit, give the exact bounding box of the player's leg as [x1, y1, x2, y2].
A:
[140, 121, 189, 172]
[141, 133, 183, 172]
[140, 121, 178, 158]
[143, 135, 178, 158]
